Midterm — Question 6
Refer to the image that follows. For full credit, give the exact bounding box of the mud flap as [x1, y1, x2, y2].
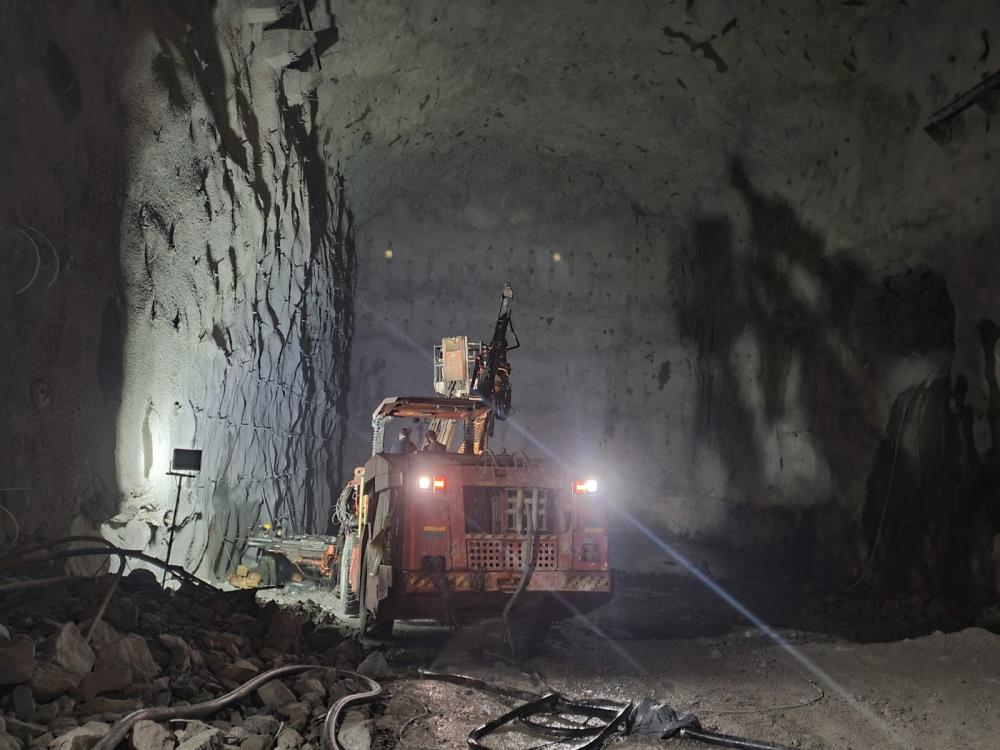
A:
[359, 491, 396, 634]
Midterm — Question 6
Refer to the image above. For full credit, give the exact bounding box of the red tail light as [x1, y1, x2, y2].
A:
[432, 476, 447, 491]
[573, 479, 599, 495]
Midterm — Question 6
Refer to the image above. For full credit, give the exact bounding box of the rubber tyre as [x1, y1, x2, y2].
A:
[365, 615, 395, 639]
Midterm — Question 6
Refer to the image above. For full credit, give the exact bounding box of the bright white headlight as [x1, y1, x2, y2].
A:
[584, 478, 598, 494]
[417, 475, 431, 490]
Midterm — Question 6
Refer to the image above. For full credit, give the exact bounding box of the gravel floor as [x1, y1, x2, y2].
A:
[376, 619, 1000, 750]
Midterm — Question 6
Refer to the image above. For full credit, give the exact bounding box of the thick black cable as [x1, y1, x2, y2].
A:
[502, 511, 535, 655]
[680, 727, 796, 750]
[417, 670, 799, 750]
[93, 665, 381, 750]
[0, 545, 215, 589]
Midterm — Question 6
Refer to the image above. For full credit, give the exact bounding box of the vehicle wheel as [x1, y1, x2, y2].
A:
[339, 533, 359, 617]
[365, 614, 395, 639]
[356, 527, 370, 632]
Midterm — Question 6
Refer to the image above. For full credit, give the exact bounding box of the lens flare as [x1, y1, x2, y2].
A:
[611, 502, 909, 748]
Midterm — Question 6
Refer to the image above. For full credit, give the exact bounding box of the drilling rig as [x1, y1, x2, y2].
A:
[240, 284, 611, 637]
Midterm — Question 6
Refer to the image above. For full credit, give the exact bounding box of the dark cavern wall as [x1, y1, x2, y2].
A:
[1, 1, 130, 555]
[328, 0, 1000, 605]
[0, 1, 355, 579]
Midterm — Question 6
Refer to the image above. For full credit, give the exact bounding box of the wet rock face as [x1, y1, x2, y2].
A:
[1, 2, 355, 575]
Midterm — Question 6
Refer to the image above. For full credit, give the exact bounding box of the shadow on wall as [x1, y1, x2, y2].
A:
[864, 322, 1000, 605]
[0, 3, 127, 545]
[675, 156, 965, 592]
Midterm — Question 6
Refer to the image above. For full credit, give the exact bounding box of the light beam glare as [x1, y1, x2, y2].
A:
[497, 416, 566, 463]
[541, 590, 647, 675]
[612, 503, 910, 749]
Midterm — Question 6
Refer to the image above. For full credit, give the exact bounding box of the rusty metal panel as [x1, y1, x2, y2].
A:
[448, 487, 469, 569]
[467, 538, 504, 569]
[466, 538, 559, 570]
[399, 569, 611, 597]
[403, 498, 451, 569]
[442, 336, 469, 382]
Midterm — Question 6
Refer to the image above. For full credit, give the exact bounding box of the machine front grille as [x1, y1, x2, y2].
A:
[467, 538, 558, 570]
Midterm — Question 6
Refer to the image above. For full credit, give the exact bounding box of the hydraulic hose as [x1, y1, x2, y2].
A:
[680, 727, 797, 750]
[0, 534, 117, 562]
[0, 545, 215, 589]
[418, 669, 539, 703]
[85, 554, 127, 643]
[417, 670, 798, 750]
[502, 511, 535, 654]
[93, 665, 382, 750]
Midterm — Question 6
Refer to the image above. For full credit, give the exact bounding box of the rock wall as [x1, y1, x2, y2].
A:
[325, 0, 1000, 601]
[106, 1, 356, 580]
[0, 1, 356, 580]
[0, 1, 130, 549]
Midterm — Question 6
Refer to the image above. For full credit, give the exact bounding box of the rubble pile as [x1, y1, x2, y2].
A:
[0, 568, 383, 750]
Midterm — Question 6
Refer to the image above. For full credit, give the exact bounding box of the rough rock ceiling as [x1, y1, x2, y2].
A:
[318, 0, 1000, 229]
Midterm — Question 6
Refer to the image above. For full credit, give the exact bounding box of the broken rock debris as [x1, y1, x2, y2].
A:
[0, 569, 376, 750]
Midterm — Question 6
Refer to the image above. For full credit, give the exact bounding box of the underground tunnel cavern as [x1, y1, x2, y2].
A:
[1, 1, 1000, 748]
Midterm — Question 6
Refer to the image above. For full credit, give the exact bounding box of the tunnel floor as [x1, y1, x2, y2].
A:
[2, 567, 996, 750]
[372, 618, 1000, 749]
[260, 571, 997, 750]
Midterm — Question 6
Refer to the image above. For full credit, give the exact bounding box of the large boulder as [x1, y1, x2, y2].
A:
[0, 640, 36, 686]
[11, 686, 35, 722]
[336, 719, 371, 750]
[48, 722, 109, 750]
[80, 622, 122, 650]
[130, 721, 176, 750]
[95, 636, 159, 681]
[157, 636, 190, 674]
[356, 652, 391, 680]
[30, 664, 81, 702]
[255, 681, 296, 709]
[273, 728, 302, 750]
[41, 625, 94, 678]
[240, 717, 277, 737]
[174, 729, 222, 750]
[76, 668, 131, 701]
[219, 660, 259, 684]
[238, 737, 269, 750]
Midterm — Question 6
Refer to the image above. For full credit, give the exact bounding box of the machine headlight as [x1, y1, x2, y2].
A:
[417, 475, 447, 491]
[573, 478, 599, 495]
